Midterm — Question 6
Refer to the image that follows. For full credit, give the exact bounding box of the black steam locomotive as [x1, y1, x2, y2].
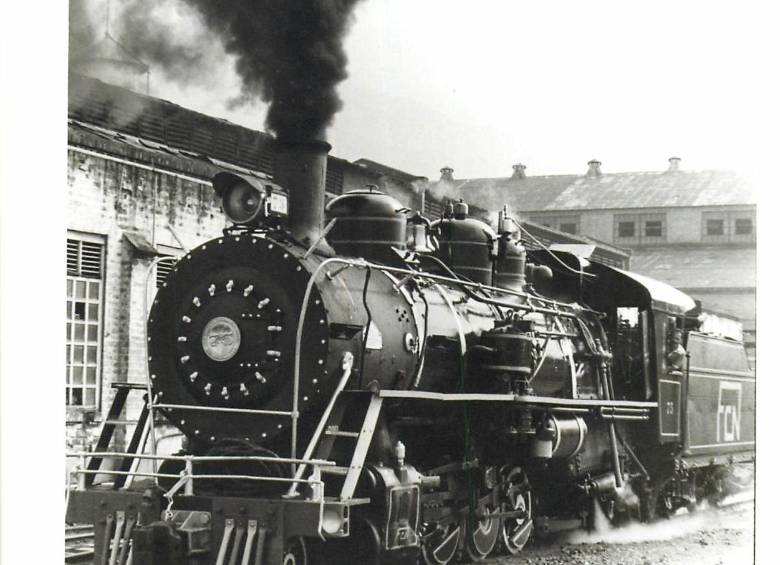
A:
[66, 140, 755, 565]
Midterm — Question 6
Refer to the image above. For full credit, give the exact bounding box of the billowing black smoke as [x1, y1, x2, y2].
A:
[69, 0, 363, 140]
[185, 0, 362, 140]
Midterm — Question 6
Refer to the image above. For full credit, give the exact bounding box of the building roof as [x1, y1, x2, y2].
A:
[429, 168, 756, 213]
[629, 246, 756, 290]
[68, 73, 386, 195]
[354, 159, 428, 184]
[68, 119, 268, 183]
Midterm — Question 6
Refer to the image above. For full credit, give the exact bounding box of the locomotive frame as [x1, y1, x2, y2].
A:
[65, 141, 754, 565]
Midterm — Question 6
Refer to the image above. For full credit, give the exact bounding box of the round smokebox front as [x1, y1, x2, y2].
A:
[148, 234, 331, 444]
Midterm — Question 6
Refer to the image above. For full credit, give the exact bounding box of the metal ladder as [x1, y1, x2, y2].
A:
[312, 391, 384, 501]
[289, 383, 383, 501]
[84, 382, 152, 489]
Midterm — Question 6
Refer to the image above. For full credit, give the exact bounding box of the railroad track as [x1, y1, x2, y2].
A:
[65, 524, 94, 563]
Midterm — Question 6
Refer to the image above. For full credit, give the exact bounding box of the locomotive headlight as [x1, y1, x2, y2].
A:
[223, 181, 263, 224]
[212, 171, 288, 227]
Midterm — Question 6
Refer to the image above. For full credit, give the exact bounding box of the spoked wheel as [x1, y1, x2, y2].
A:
[282, 537, 308, 565]
[420, 521, 461, 565]
[463, 505, 501, 562]
[500, 469, 533, 555]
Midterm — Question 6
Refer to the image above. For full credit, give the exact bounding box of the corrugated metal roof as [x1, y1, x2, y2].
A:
[354, 159, 429, 183]
[67, 74, 386, 196]
[430, 168, 756, 212]
[629, 246, 756, 289]
[69, 73, 276, 175]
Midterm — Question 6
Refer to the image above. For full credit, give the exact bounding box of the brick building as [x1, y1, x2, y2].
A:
[430, 159, 757, 364]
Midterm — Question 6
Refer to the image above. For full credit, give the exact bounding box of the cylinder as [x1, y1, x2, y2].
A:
[274, 139, 331, 246]
[532, 415, 588, 459]
[551, 414, 588, 459]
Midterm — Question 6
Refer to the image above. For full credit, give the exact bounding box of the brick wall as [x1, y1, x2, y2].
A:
[66, 147, 227, 459]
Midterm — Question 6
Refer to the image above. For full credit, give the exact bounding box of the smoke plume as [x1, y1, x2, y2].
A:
[182, 0, 362, 140]
[69, 0, 363, 140]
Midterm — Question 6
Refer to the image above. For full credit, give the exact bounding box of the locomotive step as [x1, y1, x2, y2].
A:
[110, 382, 149, 390]
[320, 465, 350, 475]
[324, 426, 360, 438]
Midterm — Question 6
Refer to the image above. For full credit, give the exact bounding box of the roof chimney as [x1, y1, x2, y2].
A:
[440, 166, 454, 182]
[587, 159, 602, 177]
[667, 156, 681, 172]
[511, 163, 527, 179]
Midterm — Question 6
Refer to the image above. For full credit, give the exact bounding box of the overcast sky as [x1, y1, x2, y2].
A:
[135, 0, 774, 180]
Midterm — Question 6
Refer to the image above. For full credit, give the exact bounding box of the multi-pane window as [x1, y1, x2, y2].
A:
[614, 214, 639, 242]
[614, 213, 665, 244]
[559, 222, 578, 235]
[735, 218, 753, 235]
[706, 219, 725, 236]
[644, 220, 663, 238]
[617, 221, 636, 238]
[702, 210, 754, 242]
[701, 212, 727, 242]
[66, 235, 105, 409]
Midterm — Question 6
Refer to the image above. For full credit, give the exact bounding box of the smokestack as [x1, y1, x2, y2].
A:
[511, 163, 527, 179]
[667, 156, 681, 172]
[274, 139, 332, 247]
[587, 159, 602, 177]
[440, 166, 454, 182]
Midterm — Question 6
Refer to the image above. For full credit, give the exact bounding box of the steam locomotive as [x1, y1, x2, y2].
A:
[66, 140, 755, 565]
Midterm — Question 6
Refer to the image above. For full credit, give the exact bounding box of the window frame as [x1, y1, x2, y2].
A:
[559, 221, 578, 235]
[618, 221, 636, 238]
[730, 211, 756, 242]
[614, 214, 640, 243]
[734, 217, 753, 236]
[66, 231, 106, 414]
[705, 218, 725, 236]
[701, 211, 729, 243]
[643, 217, 665, 239]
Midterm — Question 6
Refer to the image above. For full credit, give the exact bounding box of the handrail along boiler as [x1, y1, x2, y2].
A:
[66, 140, 755, 565]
